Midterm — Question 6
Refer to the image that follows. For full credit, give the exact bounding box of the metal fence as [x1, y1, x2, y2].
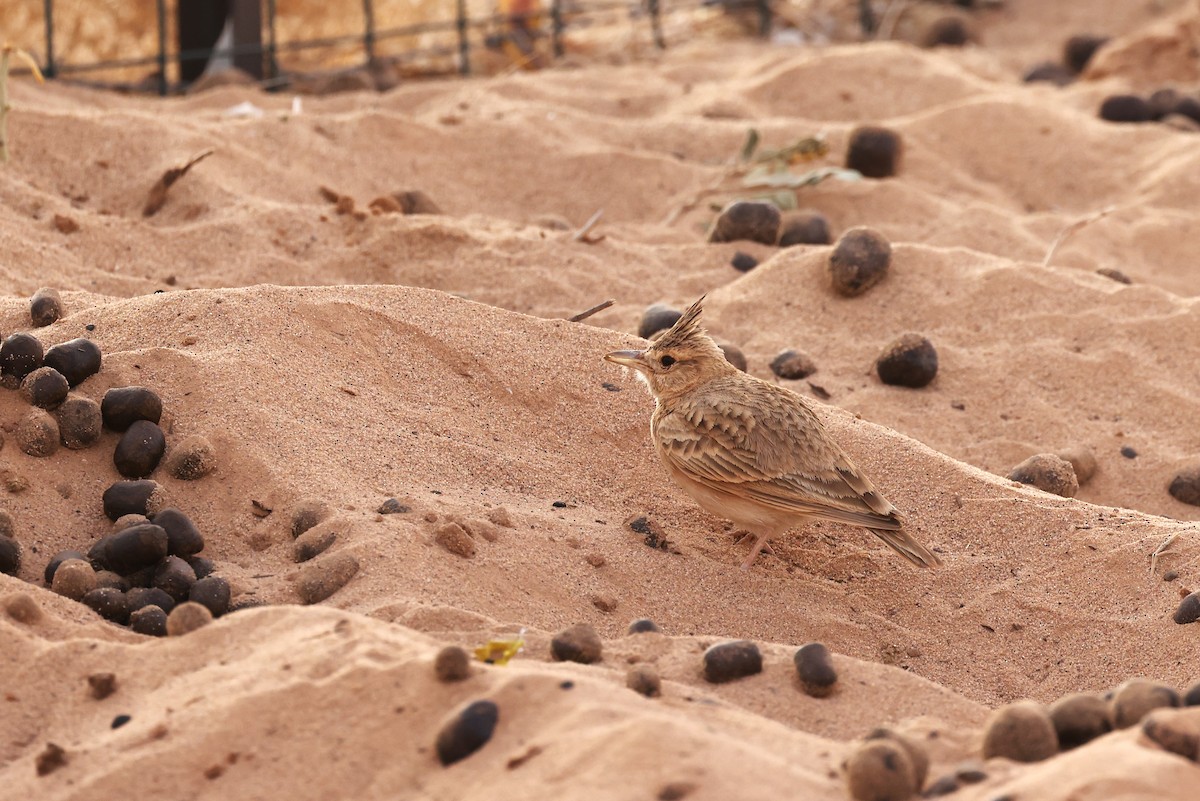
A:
[24, 0, 872, 95]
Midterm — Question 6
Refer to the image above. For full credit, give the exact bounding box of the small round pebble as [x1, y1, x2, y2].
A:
[292, 499, 332, 538]
[875, 333, 938, 389]
[104, 523, 169, 575]
[638, 304, 683, 340]
[703, 640, 762, 684]
[103, 480, 161, 520]
[1121, 445, 1138, 459]
[101, 386, 163, 431]
[1168, 466, 1200, 507]
[794, 642, 838, 698]
[717, 342, 747, 372]
[56, 395, 102, 449]
[1023, 62, 1074, 86]
[1064, 34, 1109, 74]
[164, 435, 217, 480]
[708, 200, 782, 245]
[1099, 95, 1153, 123]
[0, 534, 20, 576]
[551, 623, 603, 664]
[844, 739, 917, 801]
[129, 604, 168, 636]
[1008, 454, 1079, 498]
[1174, 592, 1200, 624]
[20, 367, 70, 409]
[152, 508, 205, 557]
[16, 408, 60, 457]
[770, 349, 817, 380]
[30, 288, 63, 327]
[779, 210, 832, 246]
[730, 251, 758, 272]
[295, 552, 360, 604]
[44, 549, 86, 584]
[981, 700, 1059, 762]
[845, 126, 903, 178]
[1048, 693, 1113, 750]
[5, 593, 43, 624]
[153, 556, 197, 602]
[436, 699, 499, 766]
[1141, 710, 1200, 760]
[127, 587, 176, 615]
[51, 558, 98, 602]
[43, 338, 102, 386]
[0, 333, 45, 381]
[1111, 680, 1181, 728]
[83, 588, 130, 624]
[626, 665, 662, 697]
[188, 576, 231, 617]
[921, 16, 969, 48]
[865, 728, 929, 790]
[434, 645, 472, 682]
[377, 497, 410, 515]
[829, 227, 891, 296]
[166, 601, 213, 636]
[113, 420, 166, 478]
[1056, 445, 1098, 486]
[294, 525, 337, 562]
[628, 618, 660, 634]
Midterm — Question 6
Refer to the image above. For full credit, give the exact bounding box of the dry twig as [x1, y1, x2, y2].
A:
[143, 149, 215, 217]
[1043, 206, 1117, 267]
[566, 299, 614, 323]
[572, 208, 605, 244]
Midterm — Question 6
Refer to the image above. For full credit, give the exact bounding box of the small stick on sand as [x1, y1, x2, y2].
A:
[1043, 206, 1117, 267]
[143, 149, 215, 217]
[566, 299, 614, 323]
[1150, 531, 1180, 575]
[573, 209, 605, 243]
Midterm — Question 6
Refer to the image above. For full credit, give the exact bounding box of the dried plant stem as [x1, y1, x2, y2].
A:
[0, 44, 45, 165]
[567, 299, 614, 323]
[1043, 206, 1117, 267]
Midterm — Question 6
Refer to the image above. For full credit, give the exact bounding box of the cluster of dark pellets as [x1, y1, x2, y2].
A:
[1098, 87, 1200, 128]
[710, 202, 835, 257]
[1, 289, 230, 637]
[1023, 34, 1109, 87]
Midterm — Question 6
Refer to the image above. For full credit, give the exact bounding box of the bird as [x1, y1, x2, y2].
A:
[604, 296, 941, 570]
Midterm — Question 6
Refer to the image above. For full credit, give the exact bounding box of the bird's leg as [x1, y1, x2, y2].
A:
[740, 530, 775, 569]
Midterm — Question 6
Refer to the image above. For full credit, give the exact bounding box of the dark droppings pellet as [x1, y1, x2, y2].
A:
[43, 338, 102, 387]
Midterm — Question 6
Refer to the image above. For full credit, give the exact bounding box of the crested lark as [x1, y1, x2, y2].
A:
[605, 296, 941, 569]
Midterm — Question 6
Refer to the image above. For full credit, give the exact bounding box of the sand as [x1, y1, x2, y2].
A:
[3, 0, 1200, 798]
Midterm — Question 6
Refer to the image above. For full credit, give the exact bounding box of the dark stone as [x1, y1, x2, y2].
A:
[779, 210, 832, 246]
[1048, 693, 1113, 750]
[295, 552, 360, 604]
[1064, 34, 1109, 74]
[769, 349, 817, 380]
[152, 556, 197, 603]
[708, 200, 781, 245]
[1184, 682, 1200, 707]
[294, 526, 337, 562]
[1008, 453, 1079, 498]
[126, 587, 176, 615]
[113, 420, 167, 478]
[628, 618, 660, 634]
[129, 604, 168, 636]
[638, 304, 683, 340]
[436, 700, 499, 766]
[87, 535, 114, 571]
[30, 288, 63, 327]
[94, 570, 130, 591]
[876, 333, 938, 388]
[703, 640, 762, 683]
[1173, 96, 1200, 124]
[1148, 88, 1184, 120]
[1111, 679, 1180, 728]
[56, 395, 102, 449]
[626, 665, 662, 697]
[1023, 62, 1074, 86]
[0, 535, 20, 576]
[20, 367, 70, 409]
[730, 251, 758, 272]
[924, 775, 961, 797]
[1174, 591, 1200, 624]
[794, 642, 838, 697]
[845, 126, 903, 178]
[1168, 467, 1200, 506]
[44, 549, 87, 584]
[717, 342, 747, 372]
[1099, 95, 1153, 123]
[377, 497, 410, 514]
[35, 743, 68, 776]
[83, 588, 130, 624]
[1142, 712, 1200, 761]
[101, 386, 163, 431]
[186, 555, 215, 579]
[164, 435, 217, 480]
[105, 523, 169, 575]
[434, 645, 472, 682]
[111, 714, 132, 728]
[1121, 446, 1138, 459]
[102, 480, 160, 521]
[188, 576, 231, 617]
[921, 16, 969, 48]
[982, 701, 1059, 762]
[829, 227, 891, 296]
[87, 672, 118, 700]
[43, 338, 102, 386]
[550, 623, 603, 664]
[0, 333, 45, 381]
[152, 508, 205, 557]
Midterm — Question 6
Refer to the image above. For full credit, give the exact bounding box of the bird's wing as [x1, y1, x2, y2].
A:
[654, 382, 900, 530]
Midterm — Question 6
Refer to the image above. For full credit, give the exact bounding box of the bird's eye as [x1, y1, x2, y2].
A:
[660, 355, 676, 368]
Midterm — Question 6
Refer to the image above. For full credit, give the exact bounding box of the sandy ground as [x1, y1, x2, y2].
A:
[2, 1, 1200, 799]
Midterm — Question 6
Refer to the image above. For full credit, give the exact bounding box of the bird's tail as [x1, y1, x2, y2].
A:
[869, 527, 942, 568]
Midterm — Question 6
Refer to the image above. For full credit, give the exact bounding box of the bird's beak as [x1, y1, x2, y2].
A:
[604, 349, 649, 370]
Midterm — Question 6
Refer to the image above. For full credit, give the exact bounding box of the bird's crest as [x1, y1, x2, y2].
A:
[653, 295, 708, 350]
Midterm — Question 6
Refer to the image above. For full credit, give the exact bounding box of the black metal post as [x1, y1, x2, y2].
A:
[550, 0, 564, 58]
[648, 0, 664, 49]
[42, 0, 57, 78]
[456, 0, 469, 75]
[267, 0, 279, 79]
[858, 0, 875, 36]
[156, 0, 169, 95]
[362, 0, 376, 63]
[756, 0, 771, 38]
